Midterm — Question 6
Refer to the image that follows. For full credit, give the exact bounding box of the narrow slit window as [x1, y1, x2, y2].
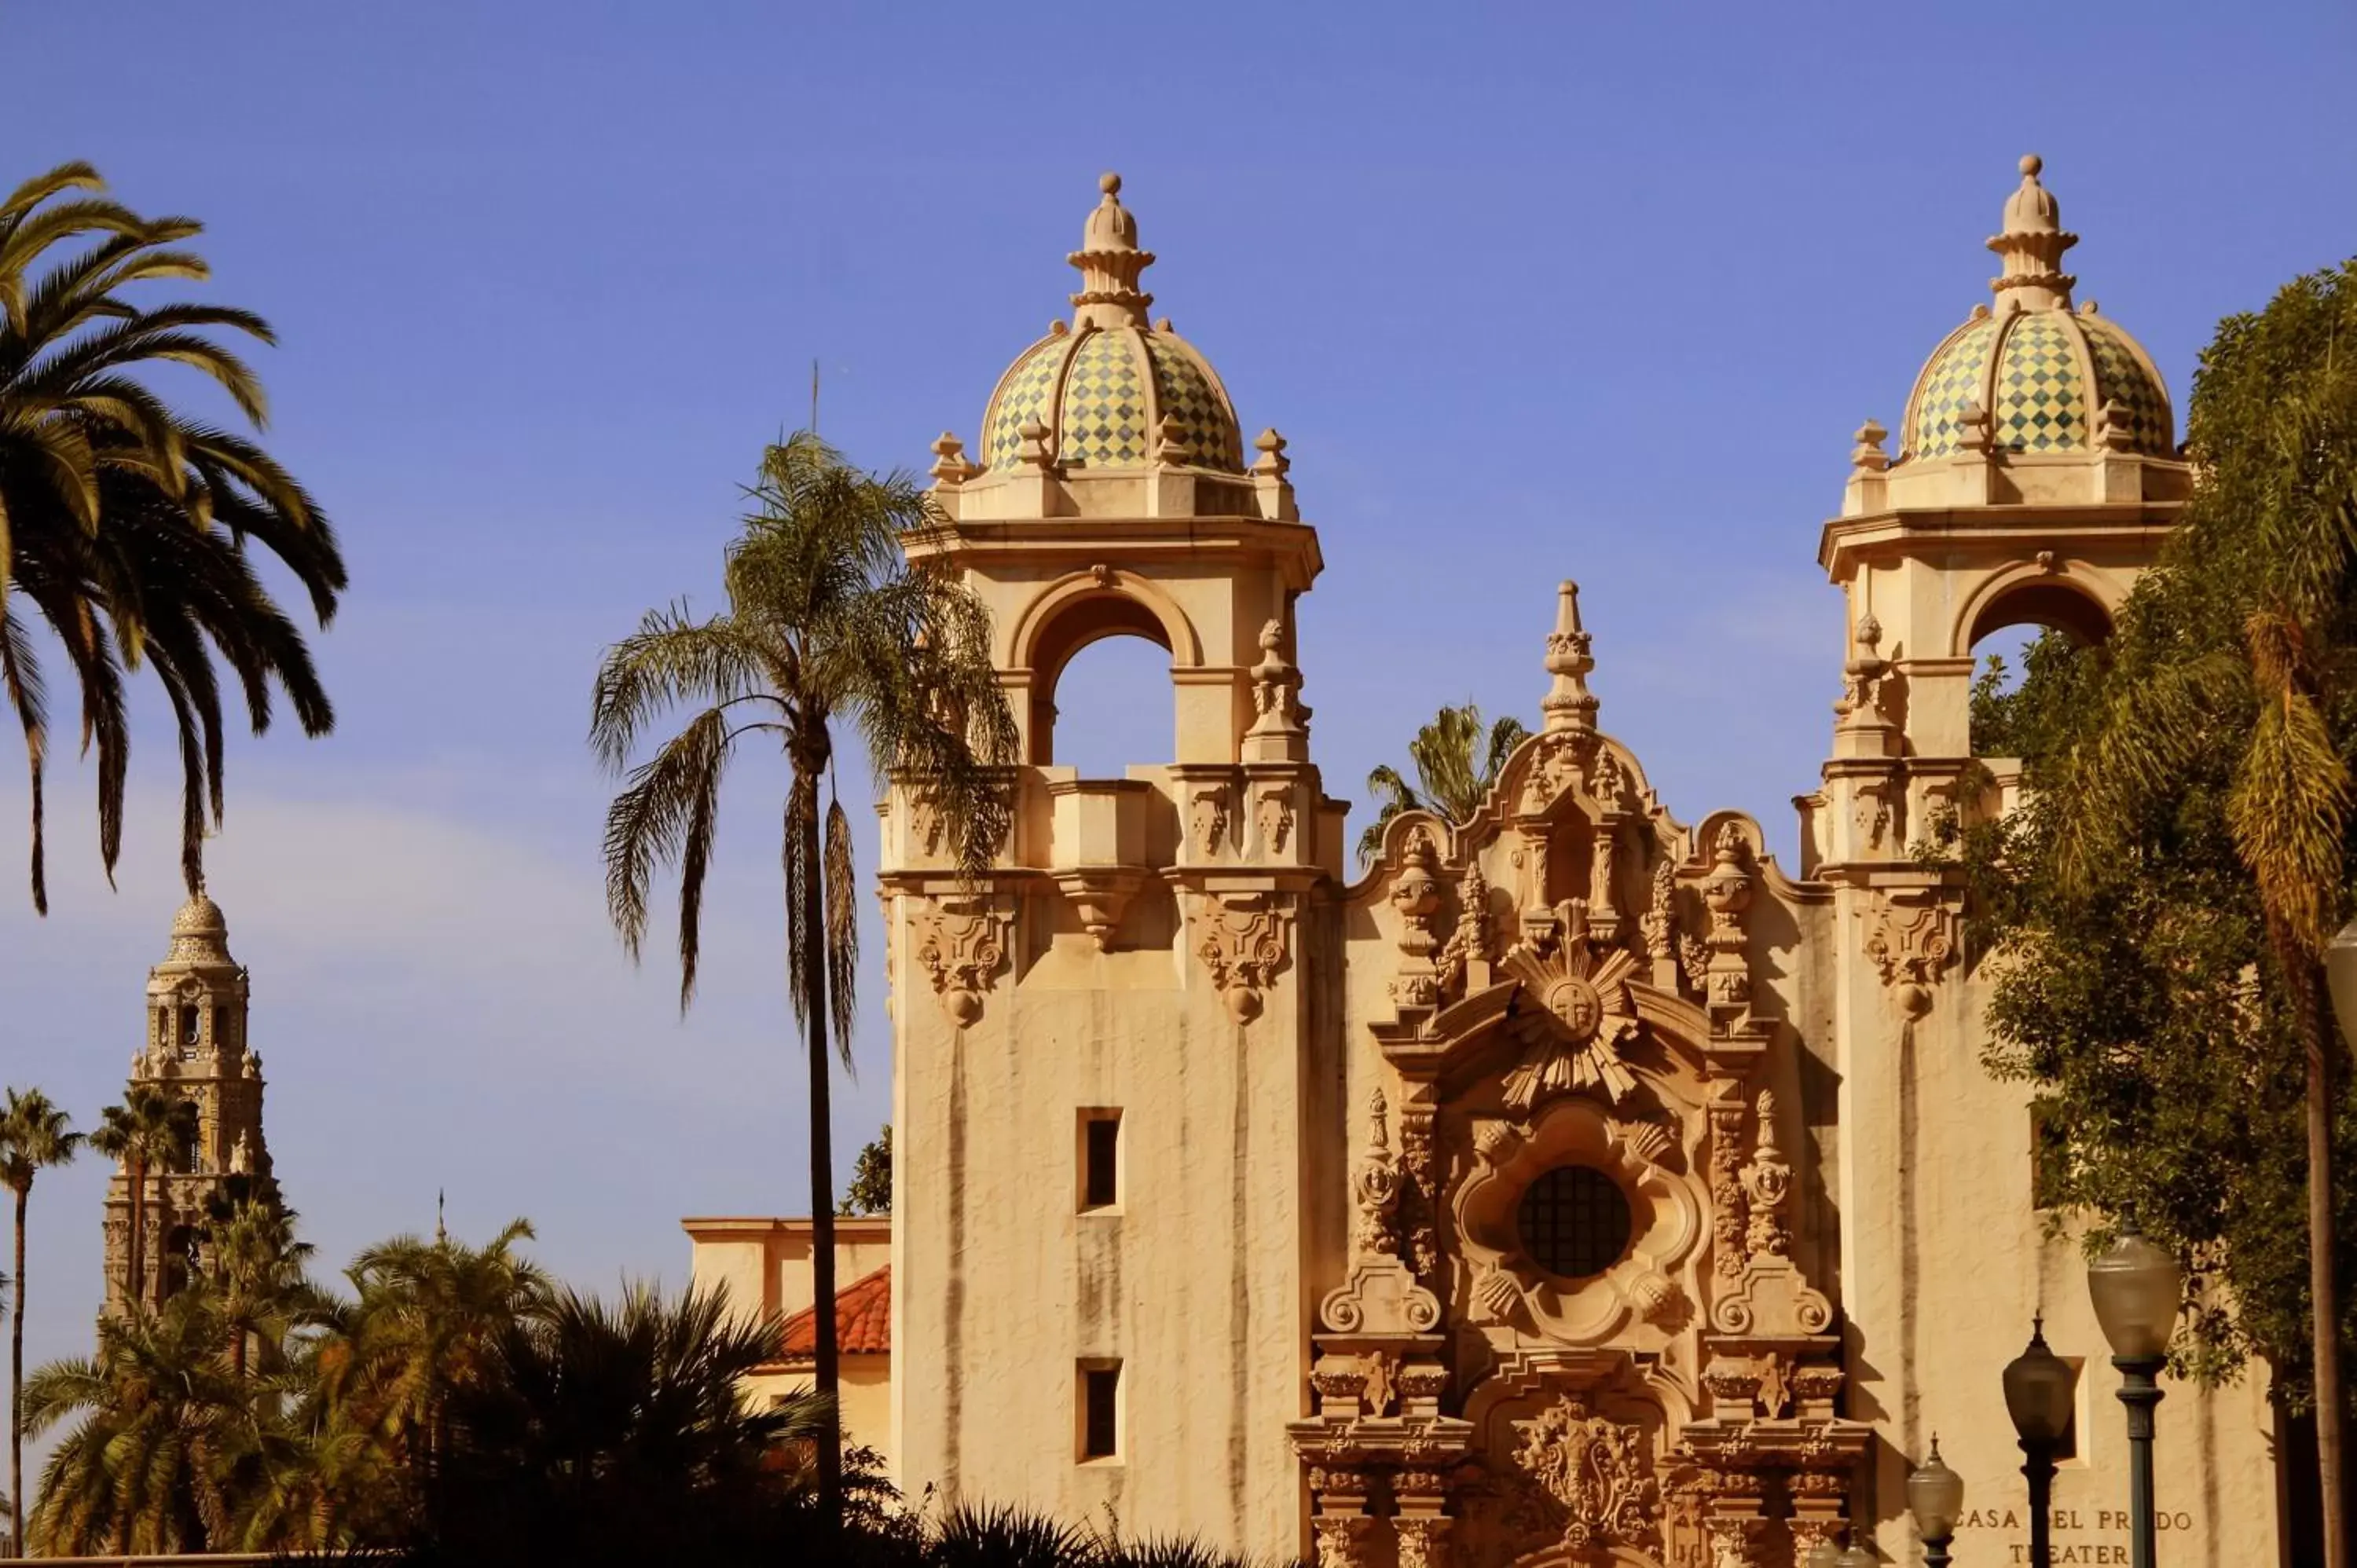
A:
[1083, 1114, 1121, 1209]
[1082, 1364, 1121, 1460]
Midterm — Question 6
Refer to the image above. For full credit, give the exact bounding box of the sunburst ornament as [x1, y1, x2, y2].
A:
[1500, 936, 1641, 1111]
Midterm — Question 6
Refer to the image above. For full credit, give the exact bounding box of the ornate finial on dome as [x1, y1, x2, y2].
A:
[1069, 171, 1156, 328]
[164, 886, 233, 965]
[1540, 581, 1600, 735]
[1987, 152, 2078, 310]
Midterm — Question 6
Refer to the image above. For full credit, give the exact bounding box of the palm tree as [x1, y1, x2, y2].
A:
[0, 160, 344, 910]
[90, 1086, 194, 1311]
[592, 430, 1015, 1502]
[201, 1195, 321, 1380]
[1357, 702, 1528, 865]
[327, 1218, 552, 1482]
[0, 1086, 79, 1548]
[21, 1286, 252, 1554]
[420, 1283, 832, 1563]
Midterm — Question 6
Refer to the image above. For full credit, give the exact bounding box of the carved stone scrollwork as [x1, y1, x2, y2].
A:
[1739, 1089, 1793, 1260]
[1398, 1094, 1439, 1280]
[1311, 1515, 1376, 1568]
[911, 896, 1008, 1028]
[1513, 1398, 1659, 1554]
[1190, 786, 1229, 859]
[1435, 858, 1494, 1002]
[1354, 1087, 1404, 1259]
[1706, 1101, 1750, 1284]
[1391, 1517, 1453, 1568]
[1255, 786, 1294, 856]
[1389, 830, 1444, 1008]
[1863, 888, 1959, 1017]
[1189, 892, 1291, 1024]
[1700, 823, 1754, 1024]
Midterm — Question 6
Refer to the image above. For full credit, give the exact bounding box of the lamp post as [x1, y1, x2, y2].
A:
[1909, 1437, 1967, 1567]
[2004, 1316, 2076, 1568]
[2088, 1212, 2182, 1568]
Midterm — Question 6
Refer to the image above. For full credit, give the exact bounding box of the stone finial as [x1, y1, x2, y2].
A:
[1849, 419, 1890, 474]
[2095, 397, 2138, 452]
[1015, 419, 1056, 471]
[1153, 412, 1194, 466]
[1539, 581, 1600, 735]
[1068, 171, 1156, 328]
[1252, 427, 1290, 478]
[929, 431, 973, 486]
[1987, 153, 2079, 310]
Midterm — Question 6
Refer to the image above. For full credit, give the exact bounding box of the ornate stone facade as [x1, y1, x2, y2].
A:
[102, 892, 278, 1316]
[851, 160, 2282, 1566]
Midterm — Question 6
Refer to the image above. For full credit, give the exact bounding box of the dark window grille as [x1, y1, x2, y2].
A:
[1083, 1365, 1120, 1458]
[1517, 1165, 1633, 1280]
[1084, 1116, 1120, 1208]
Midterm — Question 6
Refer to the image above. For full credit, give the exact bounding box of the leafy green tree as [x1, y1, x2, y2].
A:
[89, 1085, 193, 1310]
[0, 161, 344, 907]
[592, 431, 1014, 1501]
[1356, 702, 1527, 866]
[840, 1125, 892, 1216]
[1958, 258, 2357, 1558]
[0, 1086, 79, 1548]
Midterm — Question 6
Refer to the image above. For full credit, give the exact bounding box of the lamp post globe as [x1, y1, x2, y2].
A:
[2004, 1317, 2075, 1568]
[1908, 1437, 1966, 1567]
[2088, 1213, 2180, 1568]
[1837, 1548, 1876, 1568]
[1804, 1540, 1843, 1568]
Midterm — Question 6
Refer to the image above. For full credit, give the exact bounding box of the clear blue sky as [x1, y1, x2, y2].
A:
[3, 1, 2352, 1388]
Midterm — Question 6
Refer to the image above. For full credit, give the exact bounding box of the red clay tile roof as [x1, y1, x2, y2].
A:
[780, 1264, 889, 1358]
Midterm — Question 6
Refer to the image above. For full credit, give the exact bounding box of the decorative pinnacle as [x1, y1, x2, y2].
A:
[1987, 152, 2077, 310]
[1069, 170, 1155, 328]
[1540, 581, 1600, 734]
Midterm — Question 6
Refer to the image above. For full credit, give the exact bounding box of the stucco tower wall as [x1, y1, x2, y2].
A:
[889, 876, 1317, 1555]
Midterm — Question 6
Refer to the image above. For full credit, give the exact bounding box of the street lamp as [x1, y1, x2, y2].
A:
[2004, 1316, 2075, 1568]
[2088, 1212, 2182, 1568]
[1804, 1539, 1842, 1568]
[1837, 1546, 1877, 1568]
[1908, 1437, 1966, 1567]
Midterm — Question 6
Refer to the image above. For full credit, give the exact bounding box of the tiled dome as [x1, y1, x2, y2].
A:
[1899, 157, 2173, 463]
[977, 175, 1244, 474]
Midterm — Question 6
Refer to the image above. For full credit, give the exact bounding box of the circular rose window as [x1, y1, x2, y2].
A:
[1518, 1165, 1633, 1280]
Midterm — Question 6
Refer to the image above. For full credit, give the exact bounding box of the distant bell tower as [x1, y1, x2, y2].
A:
[103, 891, 276, 1313]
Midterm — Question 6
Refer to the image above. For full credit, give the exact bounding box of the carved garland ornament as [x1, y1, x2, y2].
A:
[1191, 892, 1291, 1024]
[911, 898, 1007, 1028]
[1513, 1398, 1660, 1554]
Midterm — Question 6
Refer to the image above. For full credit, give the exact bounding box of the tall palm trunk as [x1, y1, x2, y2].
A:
[150, 1167, 173, 1310]
[10, 1186, 27, 1551]
[795, 765, 843, 1507]
[2296, 956, 2350, 1567]
[124, 1156, 146, 1313]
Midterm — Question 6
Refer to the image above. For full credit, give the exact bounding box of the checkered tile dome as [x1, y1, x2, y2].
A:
[1902, 305, 2172, 462]
[980, 321, 1244, 474]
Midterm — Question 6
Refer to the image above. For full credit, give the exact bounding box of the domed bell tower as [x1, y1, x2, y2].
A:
[103, 891, 276, 1314]
[885, 174, 1337, 1551]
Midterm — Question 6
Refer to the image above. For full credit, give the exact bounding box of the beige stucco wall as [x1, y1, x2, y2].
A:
[684, 1216, 895, 1470]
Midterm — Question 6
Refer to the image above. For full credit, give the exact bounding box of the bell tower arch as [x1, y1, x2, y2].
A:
[1810, 154, 2191, 869]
